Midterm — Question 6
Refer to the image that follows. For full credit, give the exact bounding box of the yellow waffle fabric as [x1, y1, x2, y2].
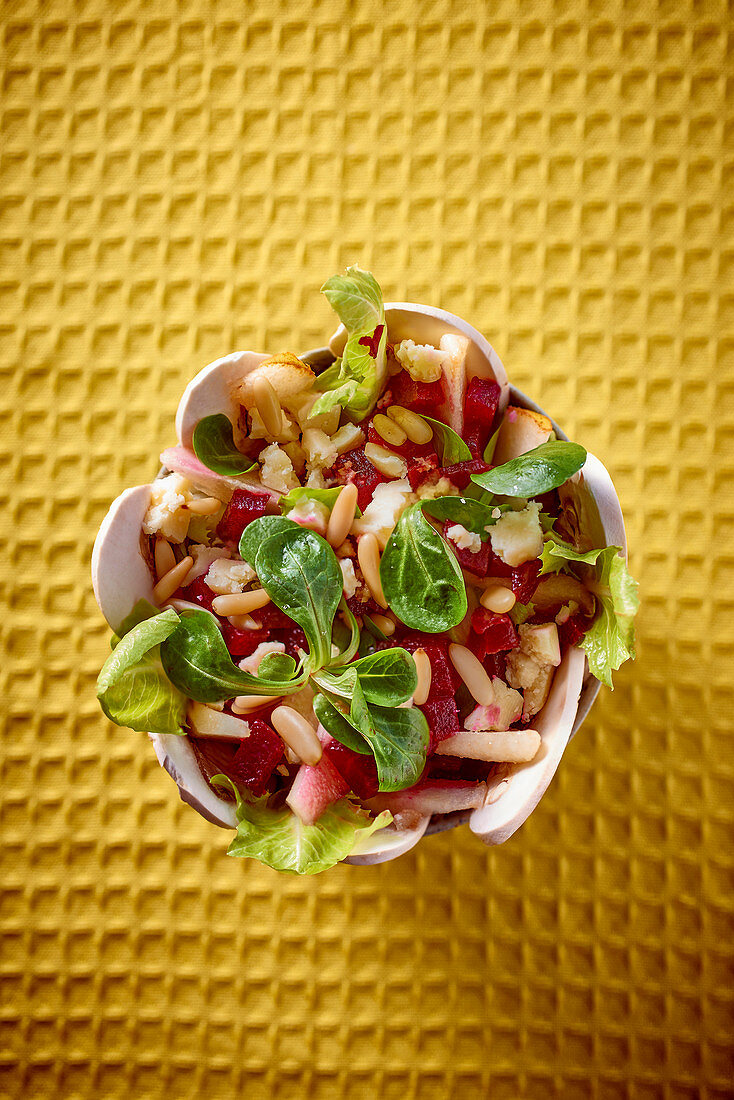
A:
[1, 1, 733, 1096]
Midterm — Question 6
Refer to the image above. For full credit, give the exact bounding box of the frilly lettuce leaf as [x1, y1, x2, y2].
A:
[540, 537, 639, 688]
[213, 775, 392, 874]
[312, 266, 387, 420]
[98, 607, 187, 734]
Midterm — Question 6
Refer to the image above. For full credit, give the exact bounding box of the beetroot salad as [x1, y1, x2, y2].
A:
[94, 267, 638, 874]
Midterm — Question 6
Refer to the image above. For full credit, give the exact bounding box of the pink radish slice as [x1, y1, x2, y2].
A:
[286, 755, 350, 826]
[365, 779, 487, 817]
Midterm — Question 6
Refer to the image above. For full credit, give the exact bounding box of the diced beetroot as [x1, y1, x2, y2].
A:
[558, 614, 587, 649]
[464, 376, 501, 428]
[321, 738, 380, 799]
[438, 458, 489, 489]
[427, 755, 496, 783]
[398, 636, 457, 700]
[177, 574, 216, 611]
[406, 453, 440, 490]
[486, 552, 541, 603]
[420, 698, 461, 753]
[442, 522, 492, 576]
[327, 447, 386, 512]
[229, 719, 285, 797]
[269, 625, 308, 659]
[463, 422, 487, 460]
[470, 609, 519, 653]
[346, 593, 382, 619]
[219, 619, 269, 657]
[481, 651, 507, 680]
[286, 754, 350, 825]
[216, 489, 271, 544]
[390, 371, 446, 415]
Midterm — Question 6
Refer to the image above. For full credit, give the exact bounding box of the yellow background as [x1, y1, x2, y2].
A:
[1, 0, 733, 1096]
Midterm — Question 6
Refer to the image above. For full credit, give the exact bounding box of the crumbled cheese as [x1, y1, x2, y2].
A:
[518, 623, 561, 667]
[238, 641, 286, 675]
[248, 406, 299, 444]
[182, 544, 231, 586]
[489, 502, 543, 567]
[302, 428, 338, 472]
[505, 649, 543, 692]
[283, 441, 306, 476]
[491, 507, 502, 519]
[331, 423, 365, 455]
[204, 558, 257, 595]
[352, 479, 415, 548]
[446, 523, 482, 554]
[395, 339, 445, 383]
[306, 467, 328, 489]
[258, 443, 299, 493]
[339, 558, 358, 598]
[415, 476, 459, 501]
[142, 474, 191, 543]
[285, 497, 330, 535]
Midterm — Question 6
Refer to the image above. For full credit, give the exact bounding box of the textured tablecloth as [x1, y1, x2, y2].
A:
[1, 1, 733, 1096]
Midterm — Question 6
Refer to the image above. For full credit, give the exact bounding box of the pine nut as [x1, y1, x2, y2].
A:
[387, 405, 434, 445]
[327, 482, 359, 548]
[227, 614, 261, 630]
[480, 584, 517, 614]
[211, 589, 271, 616]
[184, 496, 221, 515]
[232, 694, 276, 713]
[412, 648, 432, 705]
[271, 705, 323, 766]
[153, 556, 193, 603]
[364, 442, 407, 479]
[371, 613, 396, 637]
[154, 538, 176, 580]
[373, 413, 407, 447]
[357, 533, 388, 609]
[252, 374, 283, 438]
[448, 643, 496, 706]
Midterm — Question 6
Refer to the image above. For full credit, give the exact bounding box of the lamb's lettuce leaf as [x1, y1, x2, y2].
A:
[539, 537, 639, 688]
[471, 440, 587, 497]
[192, 413, 257, 476]
[97, 607, 187, 735]
[213, 775, 392, 875]
[311, 266, 387, 420]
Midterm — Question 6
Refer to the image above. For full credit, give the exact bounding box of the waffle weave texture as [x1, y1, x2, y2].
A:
[1, 1, 733, 1097]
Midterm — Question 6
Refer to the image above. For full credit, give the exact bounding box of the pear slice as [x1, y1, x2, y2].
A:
[492, 406, 553, 465]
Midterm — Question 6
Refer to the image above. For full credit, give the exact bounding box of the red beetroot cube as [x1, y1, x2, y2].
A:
[219, 619, 269, 657]
[443, 522, 492, 576]
[463, 422, 487, 460]
[464, 376, 501, 428]
[407, 453, 440, 490]
[439, 458, 489, 489]
[176, 574, 215, 611]
[428, 755, 493, 782]
[421, 697, 461, 753]
[229, 719, 285, 797]
[481, 651, 507, 680]
[216, 489, 271, 544]
[269, 625, 308, 659]
[470, 608, 519, 653]
[328, 447, 386, 512]
[397, 636, 457, 699]
[321, 738, 379, 799]
[390, 371, 446, 415]
[559, 614, 587, 649]
[486, 551, 541, 604]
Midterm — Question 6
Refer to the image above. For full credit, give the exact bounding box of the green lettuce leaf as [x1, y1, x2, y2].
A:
[311, 266, 387, 420]
[213, 775, 392, 875]
[278, 485, 362, 517]
[98, 608, 187, 734]
[539, 538, 639, 688]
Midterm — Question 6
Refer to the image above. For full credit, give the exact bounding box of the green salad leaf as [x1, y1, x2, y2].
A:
[510, 601, 536, 626]
[420, 414, 472, 464]
[258, 652, 298, 681]
[421, 495, 504, 538]
[349, 680, 429, 792]
[252, 524, 342, 671]
[328, 599, 361, 667]
[471, 440, 587, 497]
[111, 597, 159, 647]
[279, 485, 362, 517]
[380, 503, 468, 632]
[313, 692, 372, 754]
[483, 425, 501, 463]
[214, 775, 392, 875]
[540, 537, 639, 687]
[239, 515, 295, 564]
[311, 266, 387, 420]
[192, 413, 257, 476]
[312, 648, 417, 707]
[98, 608, 187, 735]
[160, 609, 308, 702]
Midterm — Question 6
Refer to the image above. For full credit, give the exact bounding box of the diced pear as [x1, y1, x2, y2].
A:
[493, 406, 553, 465]
[435, 729, 541, 763]
[522, 664, 555, 718]
[188, 702, 253, 740]
[519, 623, 561, 667]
